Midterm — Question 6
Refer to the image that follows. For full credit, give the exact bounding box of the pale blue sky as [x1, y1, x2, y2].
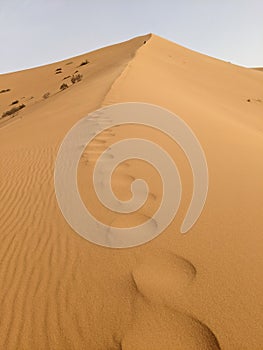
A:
[0, 0, 262, 73]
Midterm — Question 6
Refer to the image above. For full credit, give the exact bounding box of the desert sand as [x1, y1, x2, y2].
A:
[0, 33, 263, 349]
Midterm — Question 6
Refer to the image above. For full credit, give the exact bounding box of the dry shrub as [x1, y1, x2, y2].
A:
[43, 92, 50, 99]
[2, 104, 26, 118]
[60, 83, 68, 91]
[79, 59, 89, 67]
[0, 89, 11, 94]
[71, 74, 83, 84]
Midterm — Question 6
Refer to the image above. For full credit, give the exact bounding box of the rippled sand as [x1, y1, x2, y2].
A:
[0, 34, 263, 349]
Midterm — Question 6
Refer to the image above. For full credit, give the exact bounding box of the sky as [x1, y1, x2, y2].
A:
[0, 0, 262, 74]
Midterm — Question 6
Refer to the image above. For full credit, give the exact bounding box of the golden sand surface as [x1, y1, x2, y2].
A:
[0, 34, 263, 349]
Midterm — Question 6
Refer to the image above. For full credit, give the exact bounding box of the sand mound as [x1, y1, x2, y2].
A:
[0, 33, 263, 349]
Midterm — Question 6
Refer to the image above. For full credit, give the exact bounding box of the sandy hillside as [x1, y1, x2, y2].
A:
[0, 33, 263, 349]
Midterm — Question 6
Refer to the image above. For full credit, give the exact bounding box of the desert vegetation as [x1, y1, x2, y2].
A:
[60, 83, 68, 91]
[0, 88, 11, 94]
[42, 92, 50, 99]
[10, 100, 19, 105]
[71, 74, 83, 84]
[79, 59, 89, 67]
[2, 104, 26, 118]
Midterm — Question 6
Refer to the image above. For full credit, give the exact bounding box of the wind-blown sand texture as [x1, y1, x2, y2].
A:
[0, 34, 263, 349]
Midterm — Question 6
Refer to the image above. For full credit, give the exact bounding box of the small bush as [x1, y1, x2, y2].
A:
[0, 88, 11, 94]
[60, 83, 68, 91]
[79, 59, 89, 67]
[43, 92, 50, 99]
[2, 104, 26, 118]
[10, 100, 19, 105]
[71, 74, 83, 84]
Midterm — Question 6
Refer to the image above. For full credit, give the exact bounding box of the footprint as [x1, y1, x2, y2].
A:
[132, 250, 196, 303]
[124, 249, 221, 349]
[121, 305, 221, 349]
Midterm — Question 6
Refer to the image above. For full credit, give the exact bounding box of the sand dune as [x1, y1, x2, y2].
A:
[0, 33, 263, 349]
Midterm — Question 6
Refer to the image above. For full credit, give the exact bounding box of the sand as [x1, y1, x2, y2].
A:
[0, 33, 263, 349]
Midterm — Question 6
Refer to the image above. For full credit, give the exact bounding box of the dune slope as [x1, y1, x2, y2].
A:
[0, 34, 263, 349]
[253, 67, 263, 72]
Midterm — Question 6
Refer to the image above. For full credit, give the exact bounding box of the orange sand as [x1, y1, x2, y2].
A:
[0, 34, 263, 349]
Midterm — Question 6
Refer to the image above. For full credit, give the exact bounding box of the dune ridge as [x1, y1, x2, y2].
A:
[0, 34, 263, 349]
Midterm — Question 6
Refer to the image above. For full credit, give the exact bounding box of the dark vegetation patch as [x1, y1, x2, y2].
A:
[2, 104, 26, 118]
[0, 88, 11, 94]
[60, 83, 68, 91]
[10, 100, 19, 105]
[79, 59, 89, 67]
[247, 98, 262, 103]
[43, 92, 50, 99]
[71, 74, 83, 84]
